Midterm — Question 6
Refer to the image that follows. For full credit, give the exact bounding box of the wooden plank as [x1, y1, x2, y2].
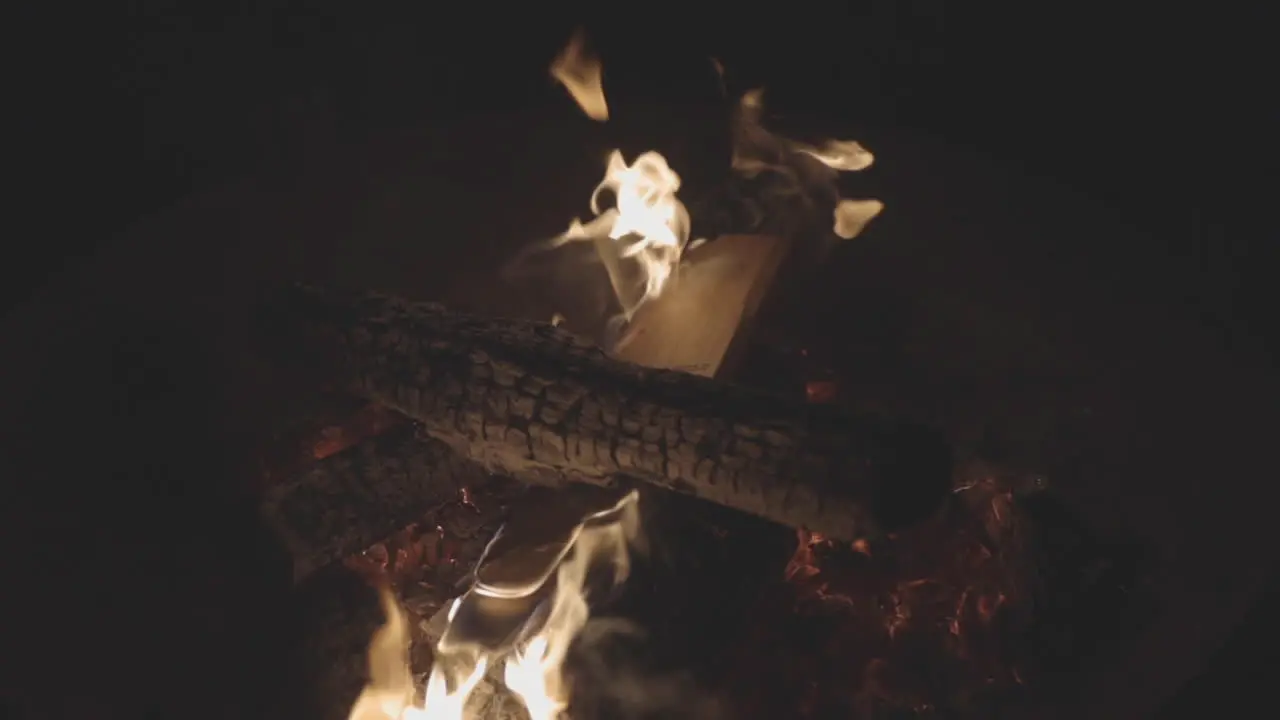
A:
[607, 234, 788, 378]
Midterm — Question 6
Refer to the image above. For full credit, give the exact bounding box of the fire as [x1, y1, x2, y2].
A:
[549, 27, 608, 122]
[833, 199, 885, 241]
[536, 38, 884, 325]
[347, 491, 642, 720]
[344, 36, 900, 720]
[345, 587, 417, 720]
[797, 139, 875, 171]
[544, 29, 698, 320]
[501, 493, 638, 719]
[551, 151, 694, 319]
[751, 471, 1039, 714]
[731, 88, 884, 240]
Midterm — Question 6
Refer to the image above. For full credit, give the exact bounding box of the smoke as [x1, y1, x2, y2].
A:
[565, 617, 726, 720]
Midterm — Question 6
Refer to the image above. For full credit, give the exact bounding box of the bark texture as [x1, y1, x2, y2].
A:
[263, 424, 489, 582]
[263, 284, 952, 540]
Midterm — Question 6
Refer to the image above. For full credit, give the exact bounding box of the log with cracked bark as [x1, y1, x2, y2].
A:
[262, 424, 497, 582]
[260, 284, 953, 541]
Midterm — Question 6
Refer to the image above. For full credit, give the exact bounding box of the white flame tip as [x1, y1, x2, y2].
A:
[833, 198, 885, 239]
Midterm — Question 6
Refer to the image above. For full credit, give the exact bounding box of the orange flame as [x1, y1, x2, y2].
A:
[550, 27, 608, 121]
[346, 492, 642, 719]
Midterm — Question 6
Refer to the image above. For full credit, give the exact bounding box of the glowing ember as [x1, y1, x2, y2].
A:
[730, 471, 1041, 716]
[347, 491, 642, 719]
[312, 404, 405, 460]
[549, 27, 608, 122]
[328, 35, 1113, 720]
[804, 380, 840, 404]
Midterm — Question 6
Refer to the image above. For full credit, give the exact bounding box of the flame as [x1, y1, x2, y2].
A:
[833, 199, 885, 240]
[502, 493, 639, 719]
[347, 492, 642, 720]
[531, 56, 886, 331]
[550, 27, 608, 121]
[731, 87, 884, 239]
[544, 37, 695, 320]
[417, 637, 489, 720]
[552, 151, 694, 319]
[797, 139, 875, 172]
[346, 588, 417, 720]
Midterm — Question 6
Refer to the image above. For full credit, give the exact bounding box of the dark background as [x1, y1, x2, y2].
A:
[16, 3, 1272, 339]
[6, 1, 1274, 717]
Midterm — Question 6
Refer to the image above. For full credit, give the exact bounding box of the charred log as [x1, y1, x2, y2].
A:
[262, 284, 953, 540]
[263, 425, 490, 582]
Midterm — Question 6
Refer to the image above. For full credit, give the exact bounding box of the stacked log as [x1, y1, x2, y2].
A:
[261, 284, 952, 551]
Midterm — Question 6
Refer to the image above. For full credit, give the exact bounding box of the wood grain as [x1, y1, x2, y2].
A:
[611, 235, 788, 379]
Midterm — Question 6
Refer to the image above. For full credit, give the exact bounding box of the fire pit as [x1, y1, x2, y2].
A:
[252, 31, 1150, 720]
[270, 319, 1145, 720]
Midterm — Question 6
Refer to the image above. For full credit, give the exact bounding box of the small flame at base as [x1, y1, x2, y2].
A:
[417, 648, 488, 720]
[502, 493, 638, 719]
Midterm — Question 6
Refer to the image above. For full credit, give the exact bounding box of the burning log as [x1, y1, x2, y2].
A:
[263, 425, 492, 582]
[261, 284, 953, 541]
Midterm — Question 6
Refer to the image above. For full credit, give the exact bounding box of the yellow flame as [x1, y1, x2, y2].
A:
[798, 139, 875, 172]
[555, 150, 693, 318]
[347, 493, 641, 720]
[550, 27, 608, 121]
[345, 589, 416, 720]
[417, 648, 488, 720]
[502, 493, 639, 719]
[834, 198, 885, 240]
